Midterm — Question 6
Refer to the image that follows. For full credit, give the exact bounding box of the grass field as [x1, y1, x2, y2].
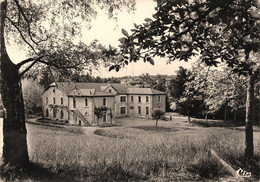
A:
[1, 117, 260, 181]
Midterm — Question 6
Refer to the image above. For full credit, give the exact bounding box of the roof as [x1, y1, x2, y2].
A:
[47, 82, 165, 96]
[109, 84, 128, 94]
[127, 88, 165, 95]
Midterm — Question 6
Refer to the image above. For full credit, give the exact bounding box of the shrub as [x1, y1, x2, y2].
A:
[152, 109, 166, 127]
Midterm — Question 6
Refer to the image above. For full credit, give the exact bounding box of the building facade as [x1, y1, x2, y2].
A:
[42, 82, 166, 126]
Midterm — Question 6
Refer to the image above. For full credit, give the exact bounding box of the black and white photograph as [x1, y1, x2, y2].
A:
[0, 0, 259, 181]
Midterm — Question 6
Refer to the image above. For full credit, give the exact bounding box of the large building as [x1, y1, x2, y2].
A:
[42, 82, 166, 126]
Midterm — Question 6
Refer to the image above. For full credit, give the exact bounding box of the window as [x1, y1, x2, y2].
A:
[53, 97, 56, 104]
[146, 107, 149, 115]
[53, 88, 55, 93]
[120, 96, 126, 102]
[146, 96, 149, 103]
[138, 96, 141, 103]
[46, 97, 48, 104]
[60, 110, 64, 119]
[158, 96, 161, 103]
[109, 89, 112, 93]
[45, 109, 49, 117]
[61, 98, 63, 105]
[73, 98, 76, 108]
[138, 106, 141, 114]
[85, 98, 88, 107]
[103, 98, 106, 106]
[131, 96, 134, 102]
[120, 107, 126, 114]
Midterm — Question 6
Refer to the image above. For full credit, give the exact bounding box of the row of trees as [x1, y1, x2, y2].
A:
[169, 63, 251, 123]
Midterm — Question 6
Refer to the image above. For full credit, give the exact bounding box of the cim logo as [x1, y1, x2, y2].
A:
[237, 168, 251, 178]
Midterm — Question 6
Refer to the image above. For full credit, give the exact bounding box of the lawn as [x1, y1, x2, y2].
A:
[1, 117, 260, 181]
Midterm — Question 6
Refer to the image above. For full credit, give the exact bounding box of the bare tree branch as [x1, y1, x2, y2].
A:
[18, 57, 43, 77]
[13, 0, 39, 45]
[6, 16, 37, 53]
[16, 57, 34, 68]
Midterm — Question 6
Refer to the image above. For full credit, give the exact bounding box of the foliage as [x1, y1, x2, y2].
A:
[152, 109, 165, 127]
[113, 0, 259, 75]
[167, 66, 203, 116]
[94, 106, 108, 118]
[94, 106, 108, 125]
[168, 65, 204, 117]
[137, 73, 166, 92]
[153, 74, 167, 92]
[168, 66, 190, 100]
[22, 78, 43, 116]
[184, 62, 247, 117]
[5, 0, 135, 79]
[204, 67, 247, 114]
[152, 109, 165, 120]
[37, 68, 120, 88]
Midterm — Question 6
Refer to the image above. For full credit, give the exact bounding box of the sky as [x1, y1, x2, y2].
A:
[7, 0, 193, 78]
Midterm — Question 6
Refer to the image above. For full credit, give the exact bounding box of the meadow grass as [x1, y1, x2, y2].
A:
[2, 121, 260, 181]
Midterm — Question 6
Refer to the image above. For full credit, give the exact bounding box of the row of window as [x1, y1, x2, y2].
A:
[47, 97, 106, 108]
[73, 98, 106, 108]
[120, 95, 161, 103]
[120, 106, 149, 115]
[46, 95, 162, 108]
[52, 88, 161, 103]
[47, 106, 150, 119]
[46, 97, 63, 105]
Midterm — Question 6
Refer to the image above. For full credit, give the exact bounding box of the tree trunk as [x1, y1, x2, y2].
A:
[244, 72, 258, 158]
[233, 110, 237, 123]
[187, 109, 191, 122]
[0, 0, 29, 167]
[224, 106, 227, 123]
[205, 112, 208, 122]
[156, 119, 158, 127]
